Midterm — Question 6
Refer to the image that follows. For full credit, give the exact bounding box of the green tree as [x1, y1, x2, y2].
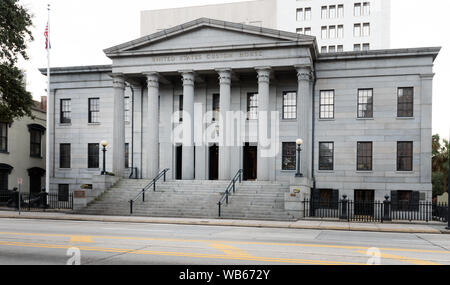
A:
[0, 0, 34, 122]
[432, 134, 449, 197]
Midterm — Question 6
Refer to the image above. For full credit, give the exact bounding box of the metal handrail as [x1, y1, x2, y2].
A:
[217, 169, 243, 217]
[129, 168, 170, 214]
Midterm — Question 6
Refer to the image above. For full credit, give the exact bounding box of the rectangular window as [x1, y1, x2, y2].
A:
[357, 89, 373, 118]
[329, 5, 336, 18]
[321, 46, 327, 53]
[397, 190, 412, 211]
[304, 8, 311, 20]
[30, 129, 42, 157]
[179, 95, 183, 122]
[337, 25, 344, 38]
[319, 142, 334, 170]
[58, 184, 69, 202]
[354, 44, 361, 51]
[60, 99, 71, 124]
[397, 87, 414, 117]
[329, 25, 336, 39]
[282, 91, 297, 120]
[125, 143, 129, 168]
[354, 3, 361, 16]
[124, 97, 130, 123]
[321, 26, 327, 39]
[212, 94, 220, 122]
[337, 45, 344, 52]
[319, 90, 334, 119]
[0, 170, 8, 191]
[321, 6, 328, 19]
[362, 43, 370, 51]
[296, 8, 303, 21]
[362, 23, 370, 36]
[88, 143, 99, 169]
[296, 28, 303, 34]
[59, 143, 71, 169]
[88, 98, 100, 123]
[354, 24, 361, 37]
[282, 142, 296, 171]
[247, 93, 258, 120]
[357, 142, 373, 171]
[338, 4, 344, 18]
[0, 122, 7, 152]
[329, 46, 336, 53]
[397, 142, 413, 171]
[363, 2, 370, 15]
[304, 27, 311, 35]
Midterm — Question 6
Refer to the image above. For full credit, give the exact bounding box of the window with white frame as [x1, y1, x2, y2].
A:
[321, 46, 327, 53]
[363, 23, 370, 36]
[362, 43, 370, 51]
[321, 26, 327, 39]
[329, 5, 336, 18]
[296, 8, 303, 21]
[304, 27, 311, 35]
[337, 45, 344, 52]
[363, 2, 370, 15]
[329, 46, 336, 53]
[321, 6, 328, 19]
[354, 44, 361, 51]
[354, 24, 361, 37]
[329, 25, 336, 39]
[354, 3, 361, 16]
[296, 28, 303, 34]
[338, 4, 344, 18]
[304, 7, 311, 20]
[337, 25, 344, 38]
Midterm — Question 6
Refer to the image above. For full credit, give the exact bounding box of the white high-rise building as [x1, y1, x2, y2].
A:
[140, 0, 391, 52]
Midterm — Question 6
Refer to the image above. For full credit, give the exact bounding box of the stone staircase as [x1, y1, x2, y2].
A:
[78, 179, 296, 221]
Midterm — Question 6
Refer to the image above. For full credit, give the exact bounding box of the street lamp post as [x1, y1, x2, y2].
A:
[296, 139, 303, 177]
[101, 140, 108, 175]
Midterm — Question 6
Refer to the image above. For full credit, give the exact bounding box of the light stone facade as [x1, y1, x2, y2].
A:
[41, 18, 439, 202]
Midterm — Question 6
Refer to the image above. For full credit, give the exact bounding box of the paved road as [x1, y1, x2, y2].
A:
[0, 218, 449, 265]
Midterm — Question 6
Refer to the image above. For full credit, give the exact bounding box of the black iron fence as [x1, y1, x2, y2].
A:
[303, 196, 448, 223]
[0, 190, 73, 211]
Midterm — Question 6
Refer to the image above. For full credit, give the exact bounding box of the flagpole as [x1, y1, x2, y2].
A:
[45, 3, 51, 194]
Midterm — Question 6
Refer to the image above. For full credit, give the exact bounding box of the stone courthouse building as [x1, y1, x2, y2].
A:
[41, 18, 439, 214]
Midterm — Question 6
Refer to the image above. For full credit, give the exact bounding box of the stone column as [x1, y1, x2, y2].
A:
[296, 65, 312, 179]
[145, 72, 160, 179]
[217, 69, 232, 180]
[180, 71, 195, 180]
[256, 67, 271, 181]
[112, 74, 126, 177]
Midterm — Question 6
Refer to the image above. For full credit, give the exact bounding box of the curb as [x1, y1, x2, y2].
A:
[0, 212, 445, 234]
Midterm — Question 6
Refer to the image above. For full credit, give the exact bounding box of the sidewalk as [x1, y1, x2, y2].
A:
[0, 210, 448, 234]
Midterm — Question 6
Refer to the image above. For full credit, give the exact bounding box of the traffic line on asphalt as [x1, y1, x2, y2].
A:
[0, 240, 365, 265]
[208, 243, 252, 258]
[355, 250, 441, 265]
[0, 231, 449, 255]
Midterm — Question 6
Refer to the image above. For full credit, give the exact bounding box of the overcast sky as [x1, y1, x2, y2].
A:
[17, 0, 450, 139]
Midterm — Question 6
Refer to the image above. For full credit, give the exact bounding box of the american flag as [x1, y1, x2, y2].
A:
[44, 22, 50, 49]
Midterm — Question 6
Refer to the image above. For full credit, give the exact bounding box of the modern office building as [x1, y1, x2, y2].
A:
[40, 18, 438, 219]
[140, 0, 391, 52]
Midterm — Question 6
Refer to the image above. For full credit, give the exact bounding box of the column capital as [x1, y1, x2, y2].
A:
[179, 70, 195, 86]
[216, 68, 231, 85]
[295, 65, 313, 82]
[111, 73, 125, 89]
[255, 67, 271, 83]
[144, 72, 160, 88]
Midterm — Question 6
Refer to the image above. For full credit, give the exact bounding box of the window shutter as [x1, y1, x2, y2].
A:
[391, 191, 398, 211]
[410, 191, 420, 211]
[331, 189, 339, 209]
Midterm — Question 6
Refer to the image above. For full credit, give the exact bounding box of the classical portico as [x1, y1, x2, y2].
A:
[103, 18, 317, 182]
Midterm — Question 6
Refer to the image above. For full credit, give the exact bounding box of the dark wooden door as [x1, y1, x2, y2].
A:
[243, 144, 257, 181]
[176, 146, 182, 180]
[209, 145, 219, 180]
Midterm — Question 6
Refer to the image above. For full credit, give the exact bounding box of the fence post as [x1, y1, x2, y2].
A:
[383, 195, 391, 222]
[153, 179, 156, 192]
[340, 195, 348, 220]
[130, 200, 133, 215]
[232, 181, 235, 193]
[142, 190, 145, 202]
[218, 202, 221, 217]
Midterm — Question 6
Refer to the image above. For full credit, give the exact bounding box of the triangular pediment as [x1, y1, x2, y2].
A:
[104, 18, 316, 56]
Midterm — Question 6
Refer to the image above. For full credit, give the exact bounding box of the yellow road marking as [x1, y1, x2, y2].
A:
[69, 236, 93, 243]
[0, 231, 448, 255]
[208, 243, 252, 258]
[0, 240, 364, 265]
[355, 250, 441, 265]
